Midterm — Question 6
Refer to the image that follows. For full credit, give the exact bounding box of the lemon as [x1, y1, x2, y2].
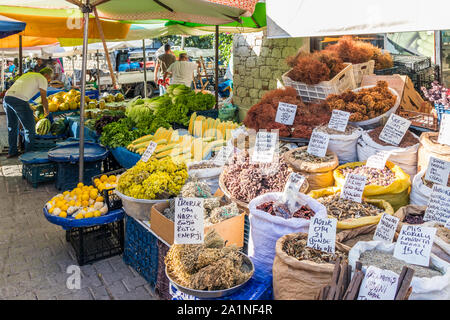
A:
[75, 201, 82, 207]
[49, 207, 55, 214]
[81, 193, 90, 201]
[108, 175, 117, 182]
[84, 212, 94, 218]
[89, 189, 98, 200]
[63, 191, 70, 196]
[94, 178, 101, 186]
[69, 200, 76, 206]
[93, 211, 101, 217]
[75, 213, 84, 219]
[100, 175, 108, 183]
[61, 204, 69, 212]
[77, 182, 84, 188]
[59, 211, 67, 218]
[96, 196, 104, 203]
[81, 200, 89, 207]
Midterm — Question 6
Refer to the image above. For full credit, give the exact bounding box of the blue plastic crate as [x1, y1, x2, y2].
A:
[22, 162, 57, 188]
[434, 103, 450, 123]
[155, 240, 171, 300]
[123, 215, 159, 287]
[54, 160, 103, 191]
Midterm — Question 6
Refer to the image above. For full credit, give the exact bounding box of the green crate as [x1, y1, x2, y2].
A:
[22, 162, 57, 188]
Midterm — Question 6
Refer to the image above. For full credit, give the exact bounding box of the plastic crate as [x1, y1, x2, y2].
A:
[188, 109, 219, 119]
[91, 168, 126, 211]
[66, 219, 124, 266]
[282, 63, 356, 102]
[102, 153, 123, 173]
[243, 214, 250, 255]
[33, 138, 57, 151]
[374, 66, 401, 75]
[408, 66, 435, 92]
[393, 54, 431, 72]
[22, 162, 57, 188]
[352, 60, 375, 87]
[434, 103, 450, 124]
[155, 240, 171, 300]
[55, 160, 103, 191]
[123, 215, 159, 287]
[397, 109, 438, 132]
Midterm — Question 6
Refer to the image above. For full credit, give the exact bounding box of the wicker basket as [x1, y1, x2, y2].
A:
[282, 63, 356, 102]
[352, 60, 375, 87]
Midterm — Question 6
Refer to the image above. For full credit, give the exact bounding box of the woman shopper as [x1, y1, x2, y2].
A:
[3, 67, 52, 158]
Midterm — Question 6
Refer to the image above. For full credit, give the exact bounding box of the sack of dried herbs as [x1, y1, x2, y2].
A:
[357, 128, 420, 177]
[284, 146, 339, 191]
[247, 192, 327, 275]
[417, 132, 450, 173]
[422, 221, 450, 263]
[349, 241, 450, 300]
[410, 170, 431, 206]
[273, 232, 350, 300]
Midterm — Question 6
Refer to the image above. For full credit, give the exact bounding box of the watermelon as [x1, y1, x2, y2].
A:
[36, 118, 51, 135]
[50, 119, 67, 136]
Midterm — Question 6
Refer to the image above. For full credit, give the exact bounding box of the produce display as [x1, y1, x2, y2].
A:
[243, 87, 331, 138]
[421, 81, 449, 109]
[339, 165, 395, 186]
[46, 89, 82, 112]
[45, 182, 108, 219]
[282, 233, 348, 263]
[256, 201, 315, 219]
[288, 148, 334, 163]
[49, 118, 68, 136]
[35, 118, 52, 135]
[93, 174, 119, 193]
[325, 81, 396, 121]
[94, 114, 125, 135]
[165, 230, 252, 291]
[117, 158, 188, 200]
[404, 210, 425, 224]
[315, 194, 385, 220]
[188, 112, 240, 140]
[315, 124, 359, 136]
[367, 126, 419, 148]
[100, 117, 149, 149]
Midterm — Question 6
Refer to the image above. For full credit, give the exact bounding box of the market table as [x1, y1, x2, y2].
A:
[30, 88, 100, 102]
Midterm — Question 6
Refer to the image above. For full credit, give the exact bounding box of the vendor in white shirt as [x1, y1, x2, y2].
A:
[3, 68, 52, 158]
[163, 53, 200, 88]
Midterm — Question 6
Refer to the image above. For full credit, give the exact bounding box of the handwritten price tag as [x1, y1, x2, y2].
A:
[393, 225, 436, 267]
[438, 114, 450, 146]
[275, 102, 297, 125]
[251, 131, 278, 163]
[307, 130, 330, 158]
[140, 141, 157, 162]
[423, 184, 450, 224]
[213, 145, 233, 166]
[378, 114, 411, 146]
[328, 110, 351, 132]
[357, 266, 399, 300]
[174, 198, 204, 245]
[365, 150, 391, 170]
[340, 173, 367, 203]
[425, 157, 450, 186]
[231, 125, 247, 139]
[307, 217, 337, 254]
[373, 213, 400, 243]
[283, 172, 306, 195]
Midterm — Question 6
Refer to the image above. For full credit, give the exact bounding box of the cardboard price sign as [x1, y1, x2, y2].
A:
[393, 225, 436, 267]
[438, 113, 450, 146]
[140, 141, 157, 162]
[251, 131, 278, 163]
[357, 266, 399, 300]
[424, 184, 450, 224]
[340, 173, 367, 203]
[425, 157, 450, 186]
[307, 130, 330, 158]
[365, 150, 391, 170]
[213, 145, 233, 166]
[373, 213, 400, 243]
[306, 217, 337, 254]
[378, 113, 411, 146]
[283, 172, 306, 195]
[275, 102, 298, 125]
[328, 109, 351, 132]
[174, 198, 204, 245]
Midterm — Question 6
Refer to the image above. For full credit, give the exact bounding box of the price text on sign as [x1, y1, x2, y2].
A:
[365, 150, 391, 170]
[438, 113, 450, 146]
[140, 141, 157, 162]
[373, 213, 400, 243]
[283, 172, 306, 195]
[393, 225, 436, 267]
[425, 157, 450, 186]
[378, 113, 412, 146]
[174, 198, 204, 245]
[328, 109, 351, 132]
[423, 184, 450, 224]
[213, 145, 233, 166]
[251, 131, 278, 163]
[307, 217, 337, 254]
[307, 131, 330, 158]
[357, 266, 399, 300]
[340, 173, 367, 203]
[275, 102, 298, 126]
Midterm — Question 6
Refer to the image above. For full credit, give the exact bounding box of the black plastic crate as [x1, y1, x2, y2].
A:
[393, 54, 431, 72]
[408, 66, 435, 92]
[22, 162, 57, 188]
[66, 219, 124, 266]
[102, 153, 122, 172]
[92, 168, 126, 210]
[374, 66, 401, 75]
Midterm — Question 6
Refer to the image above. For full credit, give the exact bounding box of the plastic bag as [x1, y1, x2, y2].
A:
[327, 127, 363, 164]
[410, 170, 431, 206]
[187, 160, 224, 194]
[348, 241, 450, 300]
[308, 186, 394, 229]
[357, 130, 419, 177]
[248, 192, 327, 275]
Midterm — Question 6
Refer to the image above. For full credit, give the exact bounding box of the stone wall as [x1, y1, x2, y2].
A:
[233, 30, 309, 120]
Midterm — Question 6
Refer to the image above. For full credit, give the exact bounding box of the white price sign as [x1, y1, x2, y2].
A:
[251, 131, 278, 163]
[306, 217, 337, 254]
[357, 266, 399, 300]
[328, 110, 351, 132]
[425, 157, 450, 186]
[378, 114, 411, 146]
[231, 125, 247, 139]
[393, 225, 436, 267]
[445, 218, 450, 230]
[283, 172, 306, 195]
[307, 130, 330, 158]
[275, 102, 297, 125]
[213, 145, 233, 166]
[373, 213, 400, 243]
[423, 184, 450, 224]
[365, 151, 391, 170]
[140, 141, 157, 162]
[438, 113, 450, 146]
[174, 198, 204, 245]
[340, 173, 367, 203]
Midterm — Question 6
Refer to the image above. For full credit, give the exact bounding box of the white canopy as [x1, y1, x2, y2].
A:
[267, 0, 450, 38]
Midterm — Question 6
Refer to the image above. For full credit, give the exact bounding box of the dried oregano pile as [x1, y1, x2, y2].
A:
[316, 194, 384, 220]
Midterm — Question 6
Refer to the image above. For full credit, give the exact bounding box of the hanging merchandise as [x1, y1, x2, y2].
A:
[417, 132, 450, 173]
[357, 127, 420, 177]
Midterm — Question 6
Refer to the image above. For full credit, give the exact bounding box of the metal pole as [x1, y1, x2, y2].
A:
[79, 2, 91, 183]
[96, 49, 101, 97]
[72, 55, 76, 87]
[142, 39, 147, 98]
[215, 25, 219, 109]
[1, 51, 4, 92]
[19, 35, 23, 75]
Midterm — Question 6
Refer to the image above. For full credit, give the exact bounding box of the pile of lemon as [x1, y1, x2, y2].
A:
[94, 174, 118, 193]
[45, 182, 108, 219]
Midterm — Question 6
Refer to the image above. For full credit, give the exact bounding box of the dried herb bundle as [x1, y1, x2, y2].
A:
[317, 194, 384, 220]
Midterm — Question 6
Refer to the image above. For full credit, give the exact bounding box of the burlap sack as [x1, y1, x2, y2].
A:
[284, 147, 339, 191]
[417, 132, 450, 172]
[393, 204, 428, 233]
[335, 224, 377, 248]
[273, 232, 350, 300]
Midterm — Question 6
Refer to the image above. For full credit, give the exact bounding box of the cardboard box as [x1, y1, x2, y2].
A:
[150, 201, 245, 247]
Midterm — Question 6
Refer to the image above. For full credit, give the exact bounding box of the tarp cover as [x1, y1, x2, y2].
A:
[0, 14, 25, 39]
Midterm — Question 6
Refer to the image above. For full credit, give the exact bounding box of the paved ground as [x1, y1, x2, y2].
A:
[0, 114, 157, 300]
